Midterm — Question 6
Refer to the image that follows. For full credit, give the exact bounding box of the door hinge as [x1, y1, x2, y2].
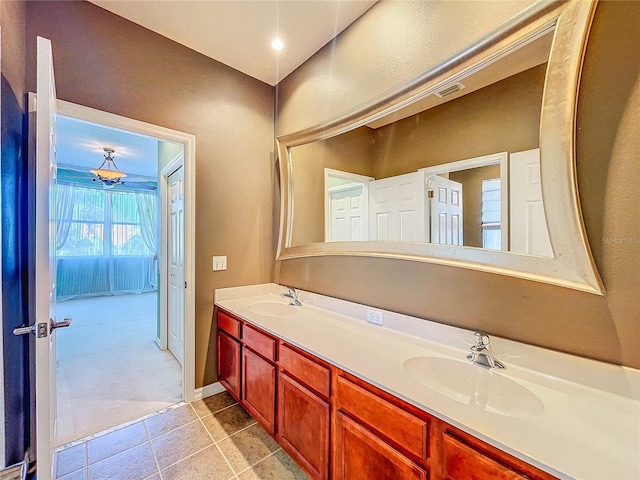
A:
[184, 281, 187, 289]
[428, 190, 434, 199]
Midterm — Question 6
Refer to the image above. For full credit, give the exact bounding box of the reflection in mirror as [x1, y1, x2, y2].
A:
[290, 29, 553, 257]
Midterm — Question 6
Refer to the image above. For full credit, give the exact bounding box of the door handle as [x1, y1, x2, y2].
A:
[13, 323, 48, 338]
[13, 325, 35, 336]
[50, 317, 72, 332]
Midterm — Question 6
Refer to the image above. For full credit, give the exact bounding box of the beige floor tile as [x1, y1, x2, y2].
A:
[87, 442, 158, 480]
[56, 443, 87, 478]
[201, 404, 256, 441]
[142, 474, 160, 480]
[192, 391, 237, 417]
[161, 445, 234, 480]
[238, 450, 309, 480]
[58, 468, 87, 480]
[151, 420, 213, 469]
[144, 404, 198, 438]
[87, 422, 147, 465]
[217, 424, 280, 473]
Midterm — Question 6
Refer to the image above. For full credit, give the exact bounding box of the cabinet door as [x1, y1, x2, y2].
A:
[242, 347, 276, 434]
[217, 330, 241, 400]
[278, 373, 330, 480]
[334, 412, 427, 480]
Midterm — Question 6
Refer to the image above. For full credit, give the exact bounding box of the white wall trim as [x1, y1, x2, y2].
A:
[56, 99, 197, 403]
[194, 382, 226, 401]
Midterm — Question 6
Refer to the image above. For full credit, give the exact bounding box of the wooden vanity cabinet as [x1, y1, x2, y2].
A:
[441, 427, 557, 480]
[241, 324, 277, 435]
[333, 373, 429, 480]
[334, 412, 427, 480]
[216, 309, 241, 401]
[215, 308, 558, 480]
[278, 343, 332, 480]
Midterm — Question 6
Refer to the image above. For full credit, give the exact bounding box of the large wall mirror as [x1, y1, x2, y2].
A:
[276, 0, 605, 295]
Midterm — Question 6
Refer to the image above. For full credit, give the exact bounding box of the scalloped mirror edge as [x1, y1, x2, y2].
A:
[276, 0, 605, 295]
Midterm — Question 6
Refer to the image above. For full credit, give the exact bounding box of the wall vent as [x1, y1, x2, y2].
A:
[434, 82, 465, 98]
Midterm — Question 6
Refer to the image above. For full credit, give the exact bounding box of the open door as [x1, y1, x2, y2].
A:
[368, 171, 427, 242]
[509, 149, 553, 257]
[428, 174, 463, 245]
[33, 36, 71, 480]
[167, 165, 185, 366]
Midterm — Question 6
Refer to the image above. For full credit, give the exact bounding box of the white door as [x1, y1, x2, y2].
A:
[368, 171, 426, 242]
[509, 149, 553, 257]
[167, 166, 184, 366]
[429, 174, 464, 245]
[328, 184, 367, 241]
[33, 36, 67, 480]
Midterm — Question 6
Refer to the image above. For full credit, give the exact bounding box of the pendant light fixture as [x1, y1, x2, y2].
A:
[91, 147, 127, 187]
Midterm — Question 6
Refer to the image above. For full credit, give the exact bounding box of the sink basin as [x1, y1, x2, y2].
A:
[403, 356, 544, 418]
[248, 302, 298, 318]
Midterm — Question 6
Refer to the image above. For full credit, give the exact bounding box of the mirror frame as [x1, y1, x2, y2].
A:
[276, 0, 605, 295]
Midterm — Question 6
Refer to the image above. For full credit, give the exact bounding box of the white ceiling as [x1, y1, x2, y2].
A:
[57, 116, 160, 177]
[89, 0, 377, 86]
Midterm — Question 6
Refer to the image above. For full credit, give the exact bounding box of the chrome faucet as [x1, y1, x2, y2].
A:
[467, 332, 505, 369]
[280, 286, 302, 306]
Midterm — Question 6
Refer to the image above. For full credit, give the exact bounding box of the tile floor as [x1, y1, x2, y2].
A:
[55, 391, 308, 480]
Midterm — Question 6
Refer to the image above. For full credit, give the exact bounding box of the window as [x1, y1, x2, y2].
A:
[58, 188, 106, 256]
[481, 178, 501, 250]
[111, 192, 153, 256]
[57, 185, 156, 258]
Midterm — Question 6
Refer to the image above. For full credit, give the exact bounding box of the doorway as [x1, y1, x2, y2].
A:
[54, 101, 196, 445]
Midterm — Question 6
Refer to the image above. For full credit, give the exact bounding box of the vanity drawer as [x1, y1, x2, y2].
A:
[336, 376, 428, 461]
[279, 343, 331, 397]
[243, 323, 277, 362]
[217, 310, 241, 339]
[443, 434, 526, 480]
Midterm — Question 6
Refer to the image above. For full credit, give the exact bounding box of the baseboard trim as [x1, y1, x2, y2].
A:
[194, 382, 225, 401]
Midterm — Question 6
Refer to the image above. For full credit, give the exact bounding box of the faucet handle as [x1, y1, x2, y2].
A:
[473, 331, 490, 347]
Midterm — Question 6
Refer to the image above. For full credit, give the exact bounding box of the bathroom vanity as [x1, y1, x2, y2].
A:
[214, 284, 640, 480]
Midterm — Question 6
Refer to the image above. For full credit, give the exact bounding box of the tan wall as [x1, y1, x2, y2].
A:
[373, 65, 544, 179]
[449, 165, 501, 248]
[290, 127, 374, 245]
[275, 0, 537, 136]
[275, 1, 640, 369]
[25, 1, 275, 387]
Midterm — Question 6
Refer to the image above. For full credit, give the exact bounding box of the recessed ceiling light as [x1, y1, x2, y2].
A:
[271, 38, 284, 51]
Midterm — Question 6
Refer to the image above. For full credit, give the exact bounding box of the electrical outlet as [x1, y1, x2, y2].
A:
[366, 309, 383, 326]
[212, 256, 227, 271]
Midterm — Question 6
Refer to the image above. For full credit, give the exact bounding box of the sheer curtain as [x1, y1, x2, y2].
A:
[136, 192, 159, 288]
[55, 184, 76, 250]
[56, 184, 159, 300]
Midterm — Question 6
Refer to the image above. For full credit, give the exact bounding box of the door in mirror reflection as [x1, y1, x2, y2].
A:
[317, 148, 551, 256]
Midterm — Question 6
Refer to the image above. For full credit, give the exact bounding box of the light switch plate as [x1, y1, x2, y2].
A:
[212, 256, 227, 271]
[366, 309, 383, 326]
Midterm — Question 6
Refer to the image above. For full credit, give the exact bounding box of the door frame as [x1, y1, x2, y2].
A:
[56, 100, 197, 403]
[158, 153, 184, 355]
[420, 151, 509, 251]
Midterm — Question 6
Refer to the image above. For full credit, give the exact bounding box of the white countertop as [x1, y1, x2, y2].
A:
[215, 284, 640, 480]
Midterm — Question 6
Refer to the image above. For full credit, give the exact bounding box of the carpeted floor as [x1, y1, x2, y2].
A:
[55, 292, 182, 446]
